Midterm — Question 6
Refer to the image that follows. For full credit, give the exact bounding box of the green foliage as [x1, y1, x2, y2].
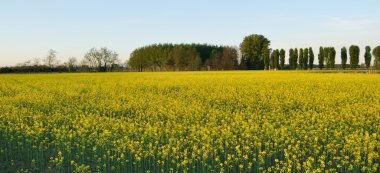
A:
[272, 49, 280, 70]
[308, 47, 314, 70]
[280, 49, 285, 70]
[364, 46, 372, 69]
[175, 46, 199, 70]
[263, 46, 270, 70]
[299, 48, 304, 69]
[270, 50, 274, 69]
[318, 47, 324, 69]
[373, 46, 380, 69]
[240, 34, 271, 70]
[289, 49, 294, 69]
[341, 47, 348, 70]
[349, 45, 360, 70]
[221, 47, 239, 70]
[303, 48, 309, 70]
[329, 47, 336, 69]
[128, 44, 238, 71]
[323, 47, 336, 69]
[324, 48, 329, 69]
[294, 48, 298, 69]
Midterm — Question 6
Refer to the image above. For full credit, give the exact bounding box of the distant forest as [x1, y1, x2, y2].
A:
[1, 34, 380, 73]
[128, 44, 239, 71]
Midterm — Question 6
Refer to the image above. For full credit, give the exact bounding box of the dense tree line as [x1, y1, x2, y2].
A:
[2, 34, 380, 73]
[288, 48, 299, 70]
[127, 44, 239, 71]
[287, 47, 314, 70]
[0, 65, 69, 73]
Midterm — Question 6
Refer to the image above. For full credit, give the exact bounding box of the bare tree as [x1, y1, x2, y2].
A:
[84, 48, 102, 70]
[84, 47, 119, 72]
[33, 58, 41, 66]
[102, 47, 119, 72]
[43, 49, 57, 68]
[65, 57, 77, 72]
[17, 60, 32, 67]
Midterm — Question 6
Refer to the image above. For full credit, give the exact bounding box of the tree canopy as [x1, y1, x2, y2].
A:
[308, 47, 314, 70]
[294, 48, 299, 69]
[299, 48, 304, 69]
[303, 48, 309, 70]
[373, 46, 380, 69]
[280, 49, 285, 70]
[324, 47, 336, 69]
[349, 45, 360, 70]
[341, 47, 348, 70]
[127, 44, 239, 71]
[318, 47, 324, 69]
[263, 46, 270, 70]
[289, 49, 295, 70]
[272, 49, 280, 70]
[240, 34, 270, 70]
[364, 46, 372, 69]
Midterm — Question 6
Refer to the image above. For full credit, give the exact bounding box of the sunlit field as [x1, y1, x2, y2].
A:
[0, 71, 379, 172]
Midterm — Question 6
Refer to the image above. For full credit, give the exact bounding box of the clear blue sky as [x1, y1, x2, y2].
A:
[1, 0, 379, 66]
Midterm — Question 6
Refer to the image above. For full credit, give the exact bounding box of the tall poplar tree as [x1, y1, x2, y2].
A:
[273, 49, 280, 70]
[263, 46, 270, 70]
[364, 46, 372, 69]
[318, 47, 324, 69]
[280, 49, 285, 70]
[330, 48, 336, 69]
[270, 50, 275, 69]
[299, 48, 304, 69]
[341, 47, 348, 70]
[303, 48, 309, 70]
[308, 47, 314, 70]
[373, 46, 380, 69]
[289, 49, 294, 69]
[294, 48, 298, 69]
[349, 45, 360, 69]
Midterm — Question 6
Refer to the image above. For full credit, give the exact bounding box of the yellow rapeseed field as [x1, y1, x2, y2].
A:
[0, 71, 379, 172]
